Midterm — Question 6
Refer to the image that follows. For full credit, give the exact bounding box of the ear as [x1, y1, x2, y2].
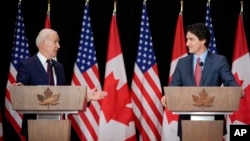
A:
[43, 39, 49, 46]
[201, 39, 206, 45]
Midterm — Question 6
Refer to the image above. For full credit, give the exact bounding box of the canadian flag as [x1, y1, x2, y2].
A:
[161, 12, 187, 141]
[44, 2, 50, 28]
[98, 10, 136, 141]
[224, 13, 250, 140]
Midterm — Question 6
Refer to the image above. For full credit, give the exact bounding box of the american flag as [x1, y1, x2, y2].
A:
[4, 1, 29, 141]
[68, 1, 102, 141]
[205, 0, 217, 54]
[131, 1, 163, 140]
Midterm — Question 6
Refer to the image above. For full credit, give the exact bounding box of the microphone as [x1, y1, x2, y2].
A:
[199, 61, 204, 66]
[51, 60, 57, 68]
[51, 60, 55, 67]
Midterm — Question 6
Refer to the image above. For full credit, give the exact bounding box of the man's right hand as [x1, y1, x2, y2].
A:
[12, 82, 24, 86]
[161, 96, 167, 107]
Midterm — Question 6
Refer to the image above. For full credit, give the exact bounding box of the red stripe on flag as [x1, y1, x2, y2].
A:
[82, 72, 96, 89]
[79, 112, 97, 140]
[72, 74, 81, 85]
[131, 2, 163, 141]
[5, 2, 30, 141]
[68, 115, 88, 141]
[131, 72, 161, 140]
[4, 108, 25, 141]
[69, 2, 102, 140]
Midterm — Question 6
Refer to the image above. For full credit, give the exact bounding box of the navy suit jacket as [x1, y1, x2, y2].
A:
[171, 52, 238, 86]
[16, 54, 67, 85]
[16, 54, 68, 137]
[170, 52, 238, 137]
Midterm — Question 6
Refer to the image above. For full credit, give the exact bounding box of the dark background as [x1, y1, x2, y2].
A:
[1, 0, 249, 140]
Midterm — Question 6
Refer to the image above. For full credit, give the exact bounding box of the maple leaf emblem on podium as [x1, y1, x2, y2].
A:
[37, 87, 60, 108]
[192, 88, 215, 108]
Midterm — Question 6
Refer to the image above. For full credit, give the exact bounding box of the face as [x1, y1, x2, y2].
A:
[186, 31, 206, 56]
[41, 32, 60, 59]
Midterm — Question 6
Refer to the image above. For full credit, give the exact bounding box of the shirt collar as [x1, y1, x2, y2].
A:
[37, 52, 48, 65]
[194, 50, 208, 63]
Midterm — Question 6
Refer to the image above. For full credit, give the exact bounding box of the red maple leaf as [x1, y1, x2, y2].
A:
[102, 72, 134, 125]
[164, 108, 179, 124]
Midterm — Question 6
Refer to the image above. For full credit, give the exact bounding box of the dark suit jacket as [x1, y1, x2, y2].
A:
[170, 52, 238, 137]
[16, 54, 67, 86]
[16, 54, 68, 137]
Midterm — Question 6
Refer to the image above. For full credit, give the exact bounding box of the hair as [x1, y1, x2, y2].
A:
[35, 28, 58, 47]
[185, 23, 211, 47]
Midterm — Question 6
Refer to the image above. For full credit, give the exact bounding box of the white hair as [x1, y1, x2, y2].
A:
[35, 28, 57, 47]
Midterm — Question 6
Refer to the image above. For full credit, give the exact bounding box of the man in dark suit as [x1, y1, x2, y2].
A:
[13, 28, 107, 140]
[161, 23, 238, 140]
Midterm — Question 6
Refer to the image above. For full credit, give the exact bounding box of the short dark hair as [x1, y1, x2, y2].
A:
[185, 23, 211, 47]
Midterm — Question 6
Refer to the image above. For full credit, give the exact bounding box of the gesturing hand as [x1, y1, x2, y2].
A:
[161, 96, 167, 107]
[87, 87, 108, 101]
[12, 82, 24, 86]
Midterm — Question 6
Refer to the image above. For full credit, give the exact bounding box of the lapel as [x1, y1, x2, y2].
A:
[51, 59, 60, 84]
[187, 55, 197, 86]
[33, 55, 49, 83]
[200, 52, 213, 85]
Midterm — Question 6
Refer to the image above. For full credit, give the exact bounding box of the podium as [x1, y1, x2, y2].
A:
[163, 86, 242, 141]
[10, 86, 88, 141]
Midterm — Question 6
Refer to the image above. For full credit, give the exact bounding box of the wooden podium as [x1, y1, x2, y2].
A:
[163, 86, 242, 141]
[10, 86, 88, 141]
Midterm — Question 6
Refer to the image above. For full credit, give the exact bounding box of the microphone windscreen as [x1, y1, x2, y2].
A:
[199, 62, 204, 66]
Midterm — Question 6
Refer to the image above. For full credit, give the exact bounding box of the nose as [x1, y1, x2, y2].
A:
[186, 39, 190, 46]
[57, 42, 60, 48]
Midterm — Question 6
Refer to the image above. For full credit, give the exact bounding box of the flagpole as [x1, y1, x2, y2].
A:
[180, 0, 183, 13]
[85, 0, 89, 5]
[240, 0, 243, 13]
[47, 0, 50, 14]
[113, 0, 117, 13]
